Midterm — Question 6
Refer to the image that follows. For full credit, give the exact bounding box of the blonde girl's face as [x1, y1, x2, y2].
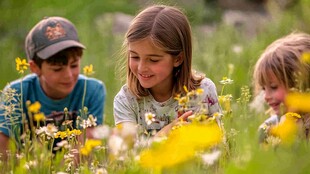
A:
[262, 71, 288, 115]
[128, 38, 181, 97]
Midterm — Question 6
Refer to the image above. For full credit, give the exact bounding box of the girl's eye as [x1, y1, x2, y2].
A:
[130, 56, 139, 60]
[271, 86, 278, 90]
[150, 59, 159, 62]
[71, 64, 78, 68]
[262, 87, 265, 90]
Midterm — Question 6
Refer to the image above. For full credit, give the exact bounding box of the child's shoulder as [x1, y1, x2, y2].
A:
[115, 84, 137, 100]
[199, 77, 216, 88]
[78, 74, 104, 86]
[7, 74, 37, 89]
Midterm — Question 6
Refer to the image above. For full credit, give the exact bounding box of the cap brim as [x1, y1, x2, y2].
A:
[37, 40, 86, 59]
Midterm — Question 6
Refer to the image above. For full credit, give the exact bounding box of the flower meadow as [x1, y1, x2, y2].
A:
[1, 1, 310, 173]
[1, 56, 310, 174]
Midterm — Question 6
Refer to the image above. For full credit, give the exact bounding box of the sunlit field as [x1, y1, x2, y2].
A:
[1, 0, 310, 173]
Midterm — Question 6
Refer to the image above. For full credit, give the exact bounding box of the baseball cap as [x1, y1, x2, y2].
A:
[25, 16, 86, 60]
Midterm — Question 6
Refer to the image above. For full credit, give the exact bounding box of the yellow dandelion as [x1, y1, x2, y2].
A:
[140, 122, 222, 170]
[301, 52, 310, 64]
[28, 101, 41, 113]
[270, 114, 299, 145]
[80, 139, 102, 156]
[285, 92, 310, 112]
[34, 112, 45, 122]
[83, 64, 95, 76]
[15, 57, 29, 74]
[285, 112, 301, 119]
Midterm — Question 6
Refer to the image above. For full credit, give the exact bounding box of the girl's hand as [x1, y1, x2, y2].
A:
[155, 110, 193, 137]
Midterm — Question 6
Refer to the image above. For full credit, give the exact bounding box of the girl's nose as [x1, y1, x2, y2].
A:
[138, 60, 147, 71]
[264, 90, 271, 102]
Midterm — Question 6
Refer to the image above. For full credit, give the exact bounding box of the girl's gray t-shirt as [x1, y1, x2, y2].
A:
[114, 78, 221, 132]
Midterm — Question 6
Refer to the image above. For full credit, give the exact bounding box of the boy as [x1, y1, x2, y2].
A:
[0, 16, 106, 158]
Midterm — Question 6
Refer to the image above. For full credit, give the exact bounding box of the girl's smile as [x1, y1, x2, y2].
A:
[128, 37, 181, 101]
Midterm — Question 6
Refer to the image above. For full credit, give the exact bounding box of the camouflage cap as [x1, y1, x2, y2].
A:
[25, 16, 85, 60]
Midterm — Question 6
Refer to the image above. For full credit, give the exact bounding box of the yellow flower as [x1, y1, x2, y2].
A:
[195, 88, 204, 95]
[285, 112, 301, 119]
[218, 95, 232, 113]
[301, 52, 310, 64]
[34, 112, 45, 122]
[83, 64, 95, 76]
[80, 139, 102, 156]
[15, 57, 29, 74]
[270, 113, 300, 145]
[139, 122, 222, 170]
[183, 85, 189, 93]
[28, 101, 41, 113]
[285, 92, 310, 112]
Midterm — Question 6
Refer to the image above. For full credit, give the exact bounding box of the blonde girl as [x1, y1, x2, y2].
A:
[253, 32, 310, 139]
[113, 5, 221, 136]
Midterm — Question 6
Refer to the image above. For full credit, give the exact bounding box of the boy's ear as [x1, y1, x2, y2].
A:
[174, 53, 184, 67]
[29, 61, 41, 75]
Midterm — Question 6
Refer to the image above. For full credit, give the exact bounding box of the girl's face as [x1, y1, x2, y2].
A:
[31, 56, 80, 100]
[128, 38, 181, 98]
[262, 71, 288, 115]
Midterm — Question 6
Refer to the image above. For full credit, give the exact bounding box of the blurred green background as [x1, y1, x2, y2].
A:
[0, 0, 309, 125]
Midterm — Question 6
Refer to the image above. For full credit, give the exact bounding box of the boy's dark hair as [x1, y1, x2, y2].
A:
[32, 47, 83, 68]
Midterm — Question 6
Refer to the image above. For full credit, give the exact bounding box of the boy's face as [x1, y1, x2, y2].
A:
[31, 56, 80, 99]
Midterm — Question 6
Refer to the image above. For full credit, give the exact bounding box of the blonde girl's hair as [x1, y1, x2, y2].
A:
[253, 32, 310, 95]
[124, 4, 204, 98]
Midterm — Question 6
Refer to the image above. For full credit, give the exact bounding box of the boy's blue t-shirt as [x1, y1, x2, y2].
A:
[0, 73, 106, 137]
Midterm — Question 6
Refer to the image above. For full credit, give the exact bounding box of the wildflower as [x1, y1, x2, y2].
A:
[56, 140, 70, 149]
[34, 112, 45, 122]
[195, 88, 204, 95]
[144, 112, 156, 125]
[139, 122, 222, 170]
[270, 113, 300, 144]
[55, 131, 68, 139]
[68, 129, 82, 138]
[183, 85, 189, 93]
[220, 77, 233, 85]
[232, 45, 243, 54]
[15, 57, 29, 74]
[28, 101, 41, 113]
[46, 124, 58, 137]
[95, 168, 108, 174]
[285, 92, 310, 112]
[108, 134, 127, 157]
[200, 150, 221, 166]
[218, 95, 232, 113]
[83, 64, 95, 76]
[80, 139, 102, 156]
[92, 125, 110, 139]
[301, 52, 310, 64]
[87, 114, 97, 127]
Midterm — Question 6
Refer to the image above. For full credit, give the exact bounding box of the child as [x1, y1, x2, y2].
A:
[0, 17, 106, 157]
[113, 5, 221, 136]
[253, 32, 310, 142]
